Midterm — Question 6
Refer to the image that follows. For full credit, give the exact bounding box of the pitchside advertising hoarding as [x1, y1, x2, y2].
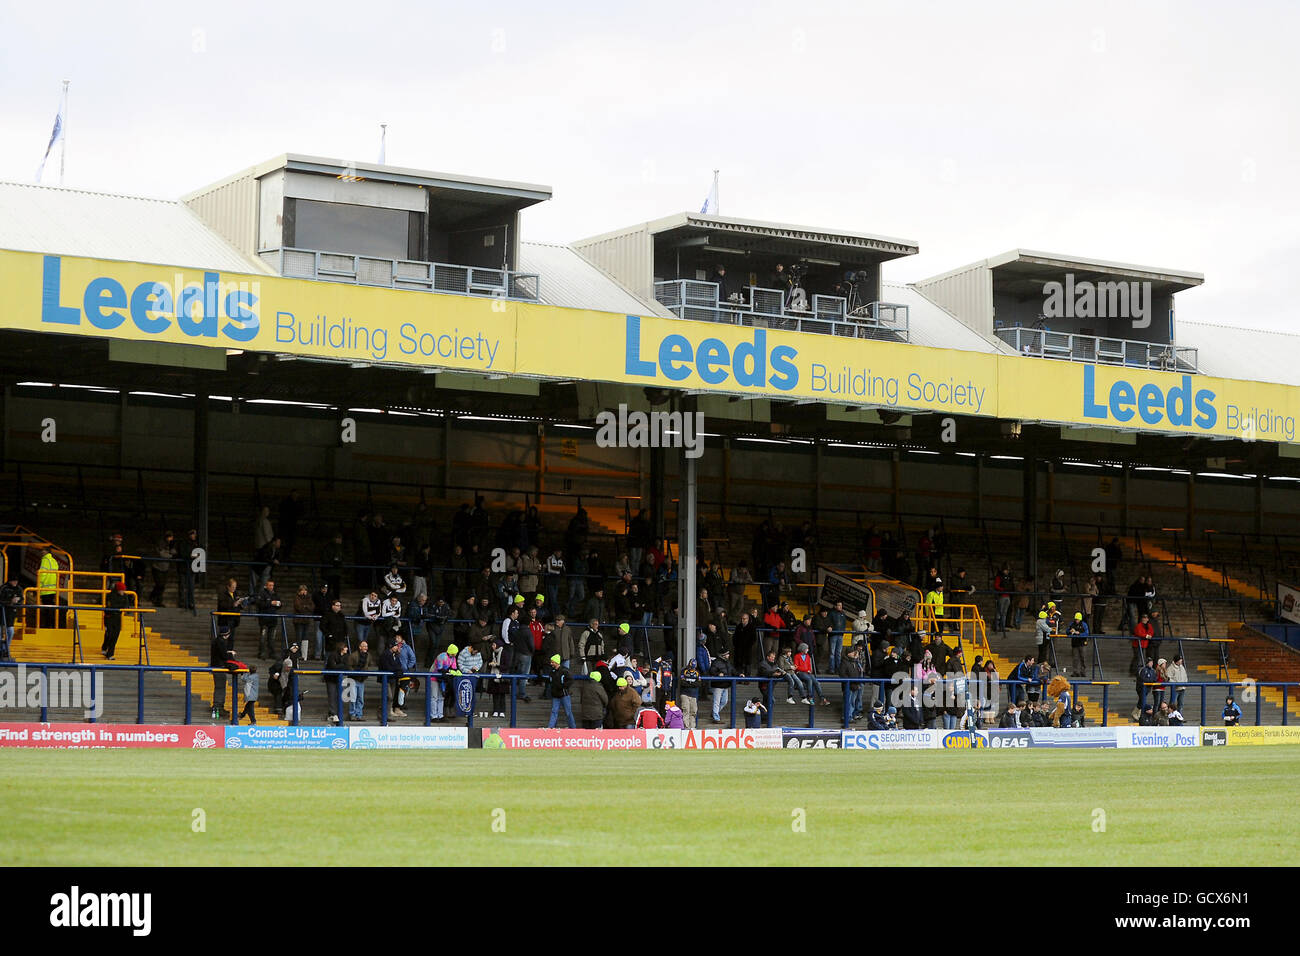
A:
[6, 721, 1300, 749]
[4, 249, 1297, 442]
[0, 723, 222, 748]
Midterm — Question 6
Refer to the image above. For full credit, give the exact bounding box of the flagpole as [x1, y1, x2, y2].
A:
[712, 169, 719, 216]
[59, 79, 69, 187]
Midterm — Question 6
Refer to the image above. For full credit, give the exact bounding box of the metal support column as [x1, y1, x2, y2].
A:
[1255, 473, 1264, 540]
[1121, 462, 1131, 535]
[649, 445, 665, 545]
[678, 448, 697, 669]
[442, 414, 452, 498]
[194, 392, 210, 553]
[1023, 452, 1038, 581]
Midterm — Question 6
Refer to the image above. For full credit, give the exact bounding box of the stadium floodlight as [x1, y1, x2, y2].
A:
[348, 362, 368, 369]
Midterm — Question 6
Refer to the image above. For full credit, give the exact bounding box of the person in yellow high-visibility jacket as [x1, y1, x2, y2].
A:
[38, 546, 60, 630]
[925, 580, 947, 636]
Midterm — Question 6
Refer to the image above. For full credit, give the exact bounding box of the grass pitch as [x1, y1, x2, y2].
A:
[3, 748, 1298, 866]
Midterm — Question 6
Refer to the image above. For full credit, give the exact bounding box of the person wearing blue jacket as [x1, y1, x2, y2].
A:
[1007, 655, 1037, 705]
[1222, 695, 1242, 726]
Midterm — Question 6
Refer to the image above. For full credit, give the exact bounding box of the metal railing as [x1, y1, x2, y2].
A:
[259, 247, 541, 302]
[654, 279, 910, 342]
[994, 326, 1198, 372]
[3, 661, 1292, 732]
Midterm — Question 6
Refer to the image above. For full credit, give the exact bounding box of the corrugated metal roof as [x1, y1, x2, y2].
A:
[921, 249, 1203, 287]
[577, 211, 917, 257]
[184, 154, 552, 204]
[0, 181, 269, 274]
[1178, 321, 1300, 386]
[518, 240, 673, 318]
[886, 282, 1011, 354]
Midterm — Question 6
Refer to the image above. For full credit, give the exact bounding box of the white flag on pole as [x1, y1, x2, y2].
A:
[36, 92, 66, 183]
[699, 169, 719, 215]
[378, 124, 387, 165]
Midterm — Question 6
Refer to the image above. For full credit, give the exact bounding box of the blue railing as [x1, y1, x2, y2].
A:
[1, 661, 1293, 732]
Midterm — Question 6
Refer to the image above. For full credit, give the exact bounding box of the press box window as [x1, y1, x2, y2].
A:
[284, 198, 424, 261]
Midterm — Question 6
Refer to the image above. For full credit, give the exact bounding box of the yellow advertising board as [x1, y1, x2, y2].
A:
[1216, 726, 1300, 746]
[2, 248, 1297, 443]
[0, 249, 516, 373]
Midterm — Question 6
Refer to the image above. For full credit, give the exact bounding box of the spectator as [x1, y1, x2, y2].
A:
[457, 642, 483, 675]
[827, 599, 848, 671]
[383, 564, 406, 599]
[545, 547, 565, 610]
[734, 610, 760, 673]
[1130, 614, 1153, 676]
[1134, 658, 1158, 720]
[867, 701, 890, 730]
[1166, 655, 1188, 712]
[577, 670, 608, 729]
[346, 641, 371, 721]
[237, 664, 259, 725]
[581, 620, 605, 674]
[1123, 576, 1146, 632]
[1166, 703, 1185, 726]
[321, 532, 346, 599]
[678, 659, 701, 729]
[149, 531, 176, 607]
[1067, 611, 1090, 678]
[1152, 658, 1169, 710]
[999, 700, 1021, 728]
[1147, 607, 1164, 665]
[100, 581, 131, 660]
[518, 546, 541, 601]
[430, 643, 460, 722]
[1007, 655, 1037, 703]
[607, 676, 641, 729]
[1014, 575, 1033, 629]
[743, 697, 767, 729]
[290, 584, 314, 654]
[992, 565, 1013, 632]
[901, 687, 925, 729]
[761, 649, 803, 704]
[1104, 537, 1122, 592]
[357, 591, 381, 646]
[1138, 705, 1157, 727]
[255, 537, 282, 589]
[324, 641, 347, 724]
[792, 643, 829, 705]
[255, 580, 284, 659]
[320, 597, 349, 659]
[727, 561, 753, 618]
[483, 638, 507, 719]
[376, 592, 403, 646]
[709, 649, 734, 724]
[0, 574, 20, 661]
[1222, 695, 1242, 726]
[838, 643, 864, 724]
[252, 506, 274, 556]
[1034, 611, 1054, 666]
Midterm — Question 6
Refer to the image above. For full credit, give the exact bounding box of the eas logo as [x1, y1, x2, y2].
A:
[988, 735, 1029, 748]
[624, 315, 798, 391]
[784, 737, 840, 748]
[41, 256, 259, 343]
[1082, 365, 1216, 430]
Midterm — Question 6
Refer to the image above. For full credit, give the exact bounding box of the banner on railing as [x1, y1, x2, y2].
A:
[815, 568, 874, 619]
[1277, 582, 1300, 625]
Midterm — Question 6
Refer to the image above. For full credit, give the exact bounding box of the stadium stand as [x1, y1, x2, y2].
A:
[2, 154, 1299, 733]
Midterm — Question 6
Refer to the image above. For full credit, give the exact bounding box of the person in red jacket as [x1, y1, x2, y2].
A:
[1130, 614, 1153, 676]
[792, 642, 829, 706]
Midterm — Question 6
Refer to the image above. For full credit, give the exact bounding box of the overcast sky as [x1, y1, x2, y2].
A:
[3, 0, 1297, 333]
